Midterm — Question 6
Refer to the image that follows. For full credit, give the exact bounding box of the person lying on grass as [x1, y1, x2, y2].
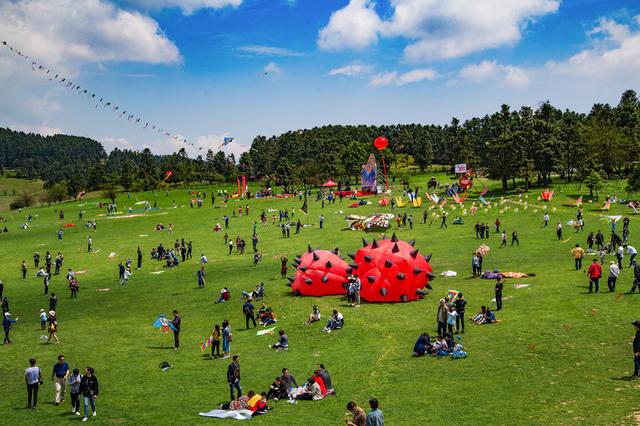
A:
[322, 310, 344, 333]
[220, 390, 252, 410]
[241, 282, 264, 300]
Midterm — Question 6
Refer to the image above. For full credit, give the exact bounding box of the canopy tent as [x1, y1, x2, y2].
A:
[322, 179, 338, 188]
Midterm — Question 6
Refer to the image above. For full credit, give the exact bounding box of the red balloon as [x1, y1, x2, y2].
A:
[374, 136, 388, 150]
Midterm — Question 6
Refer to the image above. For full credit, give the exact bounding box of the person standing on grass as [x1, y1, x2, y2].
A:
[243, 298, 257, 329]
[495, 218, 501, 233]
[608, 261, 619, 292]
[227, 355, 242, 400]
[511, 230, 519, 246]
[422, 210, 428, 224]
[34, 252, 40, 268]
[280, 256, 288, 279]
[49, 293, 57, 312]
[87, 236, 92, 253]
[3, 311, 18, 344]
[630, 261, 640, 293]
[319, 215, 324, 229]
[556, 221, 563, 240]
[632, 320, 640, 378]
[500, 231, 507, 248]
[52, 354, 69, 405]
[625, 244, 638, 267]
[197, 266, 206, 288]
[455, 293, 467, 334]
[366, 398, 384, 426]
[572, 244, 585, 270]
[21, 260, 27, 279]
[587, 258, 602, 293]
[120, 268, 131, 286]
[25, 358, 42, 409]
[346, 401, 367, 426]
[595, 230, 604, 250]
[228, 239, 233, 255]
[171, 310, 181, 350]
[69, 368, 82, 415]
[436, 299, 448, 337]
[543, 213, 549, 227]
[447, 308, 458, 335]
[617, 244, 625, 270]
[40, 309, 47, 330]
[211, 324, 221, 359]
[495, 278, 504, 311]
[440, 213, 447, 228]
[80, 367, 99, 422]
[222, 319, 232, 358]
[137, 247, 142, 269]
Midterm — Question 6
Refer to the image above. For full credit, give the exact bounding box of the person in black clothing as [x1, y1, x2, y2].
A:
[80, 367, 99, 420]
[266, 377, 287, 400]
[118, 263, 125, 280]
[187, 241, 193, 259]
[454, 293, 467, 334]
[495, 279, 504, 311]
[34, 252, 40, 268]
[137, 247, 142, 269]
[0, 280, 3, 300]
[243, 299, 257, 330]
[440, 213, 447, 228]
[633, 320, 640, 378]
[49, 294, 57, 312]
[227, 355, 242, 400]
[511, 230, 519, 246]
[172, 310, 181, 350]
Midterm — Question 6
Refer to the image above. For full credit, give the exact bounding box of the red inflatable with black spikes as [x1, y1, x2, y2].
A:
[288, 246, 351, 297]
[349, 233, 435, 302]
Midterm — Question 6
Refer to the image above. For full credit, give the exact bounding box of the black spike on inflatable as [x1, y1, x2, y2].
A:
[413, 267, 423, 275]
[391, 233, 398, 242]
[312, 252, 320, 262]
[307, 245, 313, 253]
[425, 283, 433, 290]
[424, 253, 432, 262]
[410, 249, 419, 259]
[392, 243, 400, 253]
[349, 263, 359, 270]
[380, 287, 388, 296]
[372, 239, 379, 249]
[362, 238, 369, 247]
[364, 255, 373, 263]
[286, 282, 292, 287]
[367, 275, 376, 283]
[325, 261, 332, 268]
[408, 239, 416, 246]
[400, 294, 408, 302]
[321, 275, 329, 283]
[397, 273, 405, 280]
[426, 272, 436, 279]
[346, 267, 353, 275]
[299, 266, 307, 272]
[295, 257, 302, 263]
[304, 278, 313, 285]
[348, 253, 356, 260]
[384, 260, 393, 268]
[287, 276, 295, 283]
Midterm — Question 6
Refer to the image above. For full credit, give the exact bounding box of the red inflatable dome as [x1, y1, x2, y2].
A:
[350, 234, 434, 303]
[289, 247, 350, 297]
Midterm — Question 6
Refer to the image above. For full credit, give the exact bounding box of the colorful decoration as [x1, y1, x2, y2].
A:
[152, 315, 176, 333]
[289, 248, 350, 297]
[200, 336, 212, 351]
[352, 234, 434, 303]
[541, 189, 554, 201]
[361, 154, 378, 193]
[345, 213, 394, 232]
[447, 290, 460, 304]
[373, 137, 389, 190]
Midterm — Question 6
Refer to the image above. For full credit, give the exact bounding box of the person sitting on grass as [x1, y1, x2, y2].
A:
[215, 288, 231, 304]
[250, 392, 270, 416]
[295, 378, 323, 400]
[269, 329, 288, 351]
[261, 309, 277, 327]
[253, 251, 262, 266]
[412, 333, 432, 357]
[266, 377, 288, 401]
[471, 306, 487, 324]
[305, 305, 321, 325]
[472, 306, 497, 324]
[432, 335, 448, 356]
[322, 310, 344, 333]
[317, 364, 333, 394]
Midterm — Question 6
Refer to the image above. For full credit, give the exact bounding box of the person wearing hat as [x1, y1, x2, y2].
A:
[3, 311, 18, 344]
[608, 260, 620, 292]
[587, 258, 602, 293]
[632, 320, 640, 378]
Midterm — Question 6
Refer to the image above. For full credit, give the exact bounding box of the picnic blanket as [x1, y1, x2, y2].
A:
[198, 409, 253, 420]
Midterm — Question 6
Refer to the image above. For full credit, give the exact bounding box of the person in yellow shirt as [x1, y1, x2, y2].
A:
[571, 244, 585, 270]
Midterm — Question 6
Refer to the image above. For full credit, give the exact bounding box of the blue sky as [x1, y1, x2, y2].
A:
[0, 0, 639, 157]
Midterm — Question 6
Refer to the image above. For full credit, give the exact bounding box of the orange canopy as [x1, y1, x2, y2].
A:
[322, 179, 338, 187]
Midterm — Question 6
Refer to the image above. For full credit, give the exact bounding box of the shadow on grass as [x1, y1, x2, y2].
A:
[146, 346, 173, 350]
[610, 375, 638, 381]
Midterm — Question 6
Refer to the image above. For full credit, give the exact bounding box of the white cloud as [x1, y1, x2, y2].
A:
[0, 0, 180, 72]
[318, 0, 559, 61]
[264, 62, 283, 75]
[545, 16, 640, 80]
[370, 68, 437, 87]
[237, 45, 303, 57]
[460, 60, 530, 88]
[195, 134, 248, 158]
[318, 0, 382, 51]
[328, 62, 374, 77]
[125, 0, 242, 15]
[99, 137, 135, 152]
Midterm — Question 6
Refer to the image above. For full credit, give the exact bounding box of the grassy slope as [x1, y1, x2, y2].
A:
[0, 177, 638, 425]
[0, 177, 44, 211]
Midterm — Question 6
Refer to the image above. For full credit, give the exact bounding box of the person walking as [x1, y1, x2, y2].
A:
[587, 258, 602, 293]
[500, 231, 507, 248]
[87, 236, 92, 253]
[47, 311, 60, 344]
[80, 367, 99, 422]
[571, 244, 585, 270]
[319, 215, 324, 229]
[608, 261, 620, 292]
[625, 244, 638, 267]
[243, 299, 257, 330]
[511, 230, 519, 246]
[227, 355, 242, 401]
[556, 221, 563, 240]
[3, 311, 18, 344]
[25, 358, 42, 409]
[43, 273, 50, 295]
[197, 266, 206, 288]
[120, 268, 131, 286]
[440, 213, 447, 229]
[632, 320, 640, 378]
[366, 398, 384, 426]
[52, 354, 70, 405]
[543, 213, 549, 227]
[171, 310, 181, 350]
[495, 278, 504, 311]
[617, 244, 625, 270]
[69, 368, 82, 415]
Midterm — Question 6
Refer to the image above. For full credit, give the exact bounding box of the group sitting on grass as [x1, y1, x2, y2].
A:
[258, 304, 277, 326]
[471, 305, 498, 324]
[412, 332, 467, 358]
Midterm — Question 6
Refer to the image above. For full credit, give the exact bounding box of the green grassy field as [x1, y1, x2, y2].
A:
[0, 176, 44, 211]
[1, 176, 639, 425]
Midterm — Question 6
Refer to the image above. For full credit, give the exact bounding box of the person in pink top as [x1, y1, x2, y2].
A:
[587, 258, 602, 293]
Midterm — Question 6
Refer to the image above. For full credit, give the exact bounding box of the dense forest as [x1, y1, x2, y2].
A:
[1, 89, 639, 204]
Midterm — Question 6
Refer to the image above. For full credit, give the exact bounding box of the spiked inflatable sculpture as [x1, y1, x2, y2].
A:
[289, 246, 351, 297]
[349, 234, 435, 302]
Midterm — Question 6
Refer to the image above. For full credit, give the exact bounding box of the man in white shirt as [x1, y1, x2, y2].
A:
[624, 244, 637, 267]
[608, 261, 620, 292]
[120, 268, 131, 286]
[617, 245, 625, 269]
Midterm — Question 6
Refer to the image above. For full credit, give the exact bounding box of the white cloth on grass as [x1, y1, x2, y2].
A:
[198, 409, 253, 420]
